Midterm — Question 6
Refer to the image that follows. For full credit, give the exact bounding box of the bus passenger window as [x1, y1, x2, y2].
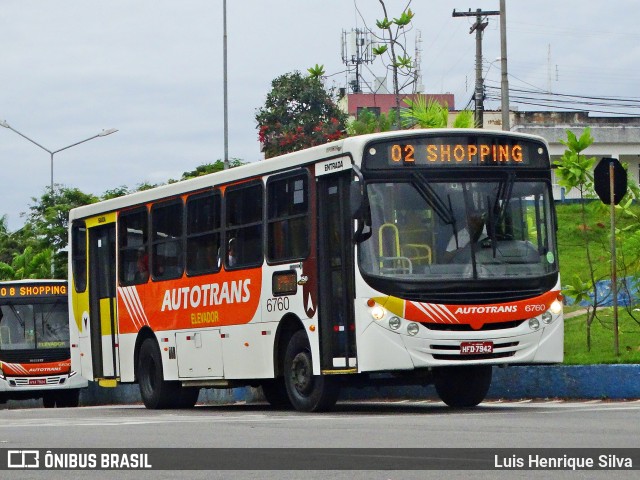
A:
[186, 192, 221, 276]
[225, 182, 264, 269]
[118, 208, 149, 285]
[151, 200, 184, 281]
[266, 172, 309, 263]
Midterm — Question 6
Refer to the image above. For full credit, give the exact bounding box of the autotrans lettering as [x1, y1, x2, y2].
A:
[160, 279, 251, 311]
[454, 305, 518, 315]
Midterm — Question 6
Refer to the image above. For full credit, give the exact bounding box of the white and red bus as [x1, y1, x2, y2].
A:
[68, 129, 563, 411]
[0, 279, 87, 407]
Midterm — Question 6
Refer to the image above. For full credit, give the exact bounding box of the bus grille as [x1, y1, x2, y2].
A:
[421, 320, 526, 331]
[11, 376, 65, 386]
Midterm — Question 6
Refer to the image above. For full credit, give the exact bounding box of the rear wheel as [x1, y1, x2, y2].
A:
[261, 378, 292, 409]
[284, 330, 339, 412]
[174, 387, 200, 409]
[434, 365, 492, 408]
[138, 338, 180, 409]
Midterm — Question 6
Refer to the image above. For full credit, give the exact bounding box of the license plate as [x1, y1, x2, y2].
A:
[28, 379, 46, 385]
[460, 341, 493, 355]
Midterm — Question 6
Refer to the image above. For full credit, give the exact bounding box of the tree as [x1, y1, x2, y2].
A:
[400, 97, 474, 129]
[25, 186, 98, 278]
[346, 108, 397, 136]
[256, 71, 347, 159]
[0, 246, 52, 280]
[554, 128, 601, 350]
[178, 159, 244, 181]
[369, 1, 416, 125]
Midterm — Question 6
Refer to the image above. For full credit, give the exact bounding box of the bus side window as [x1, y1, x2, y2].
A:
[266, 172, 309, 263]
[186, 191, 222, 276]
[225, 182, 264, 269]
[118, 208, 149, 285]
[151, 200, 184, 281]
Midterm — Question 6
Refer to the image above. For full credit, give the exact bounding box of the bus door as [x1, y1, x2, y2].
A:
[317, 170, 357, 372]
[88, 223, 118, 379]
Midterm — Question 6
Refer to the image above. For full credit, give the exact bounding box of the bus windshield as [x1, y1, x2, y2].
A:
[358, 177, 558, 282]
[0, 300, 69, 351]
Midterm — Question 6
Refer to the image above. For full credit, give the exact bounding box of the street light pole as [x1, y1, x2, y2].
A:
[0, 120, 118, 193]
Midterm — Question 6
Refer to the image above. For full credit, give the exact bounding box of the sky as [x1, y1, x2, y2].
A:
[2, 0, 640, 231]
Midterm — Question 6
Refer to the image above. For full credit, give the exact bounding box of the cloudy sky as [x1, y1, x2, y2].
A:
[2, 1, 639, 231]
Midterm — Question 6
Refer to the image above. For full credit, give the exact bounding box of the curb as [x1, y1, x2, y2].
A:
[4, 365, 638, 409]
[79, 364, 640, 406]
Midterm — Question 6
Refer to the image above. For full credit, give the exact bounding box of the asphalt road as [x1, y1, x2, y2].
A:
[1, 399, 639, 480]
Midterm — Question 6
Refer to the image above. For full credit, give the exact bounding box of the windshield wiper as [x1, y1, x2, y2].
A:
[412, 172, 455, 226]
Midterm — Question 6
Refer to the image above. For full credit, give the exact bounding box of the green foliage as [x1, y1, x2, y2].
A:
[25, 187, 99, 278]
[401, 97, 448, 128]
[307, 64, 325, 79]
[179, 159, 244, 180]
[554, 128, 596, 194]
[0, 246, 52, 280]
[400, 97, 474, 130]
[256, 71, 347, 159]
[102, 185, 131, 200]
[346, 108, 397, 136]
[453, 110, 474, 128]
[563, 275, 592, 306]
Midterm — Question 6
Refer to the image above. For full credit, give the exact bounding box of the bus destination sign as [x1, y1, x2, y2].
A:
[364, 135, 548, 169]
[0, 282, 67, 299]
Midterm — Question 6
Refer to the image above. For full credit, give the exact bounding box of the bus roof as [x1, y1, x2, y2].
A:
[69, 128, 548, 221]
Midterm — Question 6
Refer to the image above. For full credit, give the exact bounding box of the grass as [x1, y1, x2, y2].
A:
[564, 308, 640, 364]
[556, 202, 640, 364]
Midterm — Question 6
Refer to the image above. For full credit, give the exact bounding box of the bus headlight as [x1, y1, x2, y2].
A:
[371, 306, 385, 320]
[388, 316, 401, 330]
[528, 318, 540, 331]
[541, 311, 553, 324]
[407, 322, 420, 336]
[549, 299, 563, 315]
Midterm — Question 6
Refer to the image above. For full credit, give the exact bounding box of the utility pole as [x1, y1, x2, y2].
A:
[499, 0, 510, 130]
[453, 8, 499, 129]
[223, 0, 229, 169]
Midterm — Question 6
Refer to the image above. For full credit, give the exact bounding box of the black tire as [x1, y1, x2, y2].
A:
[174, 387, 200, 409]
[55, 389, 80, 408]
[138, 338, 180, 409]
[284, 330, 339, 412]
[261, 378, 293, 409]
[42, 394, 56, 408]
[434, 365, 492, 408]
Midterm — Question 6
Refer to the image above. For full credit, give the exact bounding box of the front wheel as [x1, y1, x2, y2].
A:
[434, 365, 492, 408]
[284, 330, 339, 412]
[55, 389, 81, 408]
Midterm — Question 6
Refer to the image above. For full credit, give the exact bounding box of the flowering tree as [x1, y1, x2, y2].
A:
[256, 71, 347, 159]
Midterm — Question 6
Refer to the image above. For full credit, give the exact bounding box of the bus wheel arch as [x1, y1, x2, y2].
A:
[261, 314, 303, 409]
[133, 326, 156, 383]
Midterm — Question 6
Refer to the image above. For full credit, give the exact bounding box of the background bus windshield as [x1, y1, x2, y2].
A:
[358, 179, 557, 282]
[0, 300, 69, 350]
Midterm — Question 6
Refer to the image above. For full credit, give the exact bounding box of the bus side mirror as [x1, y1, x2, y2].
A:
[350, 166, 372, 243]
